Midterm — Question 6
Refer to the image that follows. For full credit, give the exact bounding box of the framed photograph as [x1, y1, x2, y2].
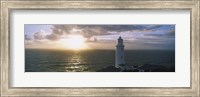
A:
[1, 0, 199, 96]
[24, 24, 175, 72]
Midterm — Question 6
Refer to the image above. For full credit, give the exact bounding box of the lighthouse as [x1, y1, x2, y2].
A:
[115, 36, 125, 68]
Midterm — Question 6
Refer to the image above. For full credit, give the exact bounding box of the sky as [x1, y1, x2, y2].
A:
[25, 24, 175, 50]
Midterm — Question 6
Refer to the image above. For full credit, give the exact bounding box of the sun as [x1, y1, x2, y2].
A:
[59, 35, 88, 50]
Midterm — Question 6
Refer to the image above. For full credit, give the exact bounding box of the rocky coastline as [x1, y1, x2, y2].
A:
[97, 64, 175, 72]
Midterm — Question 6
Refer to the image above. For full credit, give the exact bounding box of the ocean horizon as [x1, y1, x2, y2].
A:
[25, 49, 175, 72]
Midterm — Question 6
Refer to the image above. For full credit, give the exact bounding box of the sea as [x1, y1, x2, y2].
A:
[25, 49, 175, 72]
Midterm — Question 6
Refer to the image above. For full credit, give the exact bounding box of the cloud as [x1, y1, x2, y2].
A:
[50, 25, 109, 39]
[26, 24, 175, 50]
[146, 29, 175, 36]
[33, 30, 46, 40]
[166, 29, 175, 36]
[47, 25, 175, 46]
[85, 25, 175, 44]
[46, 33, 60, 40]
[46, 25, 170, 41]
[25, 34, 32, 40]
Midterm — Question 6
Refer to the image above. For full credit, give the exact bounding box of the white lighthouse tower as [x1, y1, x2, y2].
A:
[115, 36, 125, 68]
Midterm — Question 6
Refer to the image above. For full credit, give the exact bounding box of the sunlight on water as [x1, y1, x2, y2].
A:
[65, 52, 88, 72]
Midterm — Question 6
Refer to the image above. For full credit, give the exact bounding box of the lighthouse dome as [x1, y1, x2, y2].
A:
[117, 36, 124, 46]
[118, 36, 123, 40]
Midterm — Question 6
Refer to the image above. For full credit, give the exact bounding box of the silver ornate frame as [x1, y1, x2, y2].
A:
[1, 0, 199, 96]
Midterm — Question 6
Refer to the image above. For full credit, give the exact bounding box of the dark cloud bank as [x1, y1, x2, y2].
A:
[27, 25, 175, 41]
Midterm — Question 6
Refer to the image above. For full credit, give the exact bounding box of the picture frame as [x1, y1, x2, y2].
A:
[1, 0, 199, 96]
